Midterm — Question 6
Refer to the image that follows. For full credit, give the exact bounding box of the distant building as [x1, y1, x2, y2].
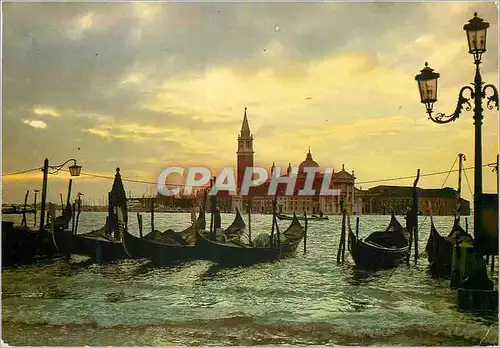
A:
[359, 185, 470, 216]
[229, 108, 358, 215]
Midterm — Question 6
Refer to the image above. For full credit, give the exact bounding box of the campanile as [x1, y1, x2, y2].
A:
[237, 107, 254, 193]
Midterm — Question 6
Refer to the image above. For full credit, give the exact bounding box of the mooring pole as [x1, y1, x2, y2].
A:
[39, 158, 49, 232]
[248, 199, 252, 246]
[210, 177, 217, 241]
[21, 190, 29, 227]
[355, 216, 359, 239]
[150, 198, 155, 233]
[337, 206, 346, 264]
[75, 194, 82, 235]
[71, 203, 76, 235]
[303, 213, 308, 254]
[33, 189, 39, 227]
[137, 212, 143, 238]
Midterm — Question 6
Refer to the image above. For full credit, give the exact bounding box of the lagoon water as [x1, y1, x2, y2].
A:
[2, 212, 498, 346]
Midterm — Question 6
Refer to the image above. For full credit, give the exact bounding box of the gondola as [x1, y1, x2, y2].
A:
[2, 221, 39, 266]
[121, 210, 206, 266]
[53, 223, 128, 264]
[347, 213, 409, 270]
[2, 204, 66, 266]
[425, 217, 473, 277]
[276, 212, 328, 221]
[425, 154, 474, 278]
[53, 168, 129, 264]
[196, 211, 305, 265]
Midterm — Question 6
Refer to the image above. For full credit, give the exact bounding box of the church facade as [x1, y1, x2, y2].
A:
[231, 108, 359, 215]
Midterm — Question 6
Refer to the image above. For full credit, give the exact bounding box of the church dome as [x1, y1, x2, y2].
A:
[298, 148, 320, 174]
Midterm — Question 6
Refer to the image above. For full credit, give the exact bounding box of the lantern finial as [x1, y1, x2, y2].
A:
[474, 11, 478, 17]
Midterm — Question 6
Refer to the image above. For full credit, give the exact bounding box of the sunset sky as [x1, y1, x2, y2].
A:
[2, 2, 498, 204]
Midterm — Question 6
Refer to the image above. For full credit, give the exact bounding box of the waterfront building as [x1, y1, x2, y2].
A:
[359, 185, 470, 216]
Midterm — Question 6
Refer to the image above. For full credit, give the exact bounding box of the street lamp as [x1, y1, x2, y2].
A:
[415, 12, 499, 251]
[39, 158, 82, 232]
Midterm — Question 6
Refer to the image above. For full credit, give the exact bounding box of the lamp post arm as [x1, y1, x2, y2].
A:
[428, 86, 474, 124]
[482, 84, 499, 111]
[48, 158, 78, 174]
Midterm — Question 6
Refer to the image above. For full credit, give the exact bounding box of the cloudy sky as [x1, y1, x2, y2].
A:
[2, 2, 498, 204]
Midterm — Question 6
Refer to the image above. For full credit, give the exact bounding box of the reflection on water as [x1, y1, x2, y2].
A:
[2, 212, 498, 346]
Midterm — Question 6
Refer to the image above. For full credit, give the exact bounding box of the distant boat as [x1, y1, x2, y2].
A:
[2, 205, 35, 214]
[276, 213, 328, 221]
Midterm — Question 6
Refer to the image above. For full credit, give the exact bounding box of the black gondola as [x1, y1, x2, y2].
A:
[196, 212, 305, 266]
[2, 221, 39, 266]
[347, 213, 410, 270]
[426, 217, 473, 277]
[53, 168, 129, 264]
[53, 224, 128, 264]
[121, 210, 206, 266]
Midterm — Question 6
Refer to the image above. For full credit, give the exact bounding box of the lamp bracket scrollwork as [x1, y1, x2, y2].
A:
[482, 84, 499, 111]
[429, 86, 474, 124]
[47, 158, 79, 175]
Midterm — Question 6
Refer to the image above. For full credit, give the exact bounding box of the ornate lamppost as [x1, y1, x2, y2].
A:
[415, 12, 499, 244]
[39, 158, 82, 231]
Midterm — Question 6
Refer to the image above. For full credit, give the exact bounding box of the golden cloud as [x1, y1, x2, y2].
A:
[33, 107, 60, 118]
[23, 119, 47, 129]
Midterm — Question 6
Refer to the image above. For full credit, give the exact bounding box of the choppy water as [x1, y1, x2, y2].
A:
[2, 212, 498, 346]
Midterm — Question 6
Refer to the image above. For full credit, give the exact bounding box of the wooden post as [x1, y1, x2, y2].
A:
[248, 199, 252, 246]
[465, 217, 469, 233]
[137, 212, 143, 238]
[33, 190, 38, 227]
[337, 207, 346, 263]
[63, 179, 73, 229]
[271, 191, 278, 247]
[150, 198, 155, 233]
[303, 213, 308, 254]
[209, 179, 214, 235]
[40, 158, 49, 232]
[450, 242, 459, 288]
[210, 177, 217, 241]
[407, 169, 420, 265]
[407, 226, 413, 266]
[71, 203, 76, 235]
[21, 190, 29, 227]
[60, 193, 64, 211]
[66, 179, 73, 205]
[355, 216, 359, 239]
[75, 195, 82, 235]
[413, 170, 420, 264]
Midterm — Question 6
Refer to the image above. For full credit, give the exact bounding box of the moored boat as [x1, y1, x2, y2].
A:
[121, 210, 206, 266]
[347, 213, 409, 270]
[53, 168, 129, 264]
[426, 217, 473, 277]
[197, 211, 305, 265]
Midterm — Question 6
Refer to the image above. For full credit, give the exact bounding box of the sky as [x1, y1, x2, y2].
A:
[2, 1, 499, 204]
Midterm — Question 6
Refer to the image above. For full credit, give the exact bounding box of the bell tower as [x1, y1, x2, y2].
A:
[237, 107, 254, 193]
